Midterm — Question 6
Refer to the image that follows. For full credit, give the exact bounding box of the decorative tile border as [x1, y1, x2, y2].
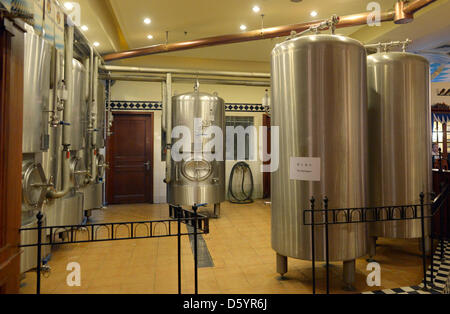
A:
[107, 100, 163, 111]
[225, 103, 266, 112]
[106, 100, 266, 113]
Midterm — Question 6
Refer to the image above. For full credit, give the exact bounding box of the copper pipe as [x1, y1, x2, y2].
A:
[404, 0, 437, 14]
[395, 1, 414, 24]
[103, 4, 438, 62]
[103, 19, 322, 61]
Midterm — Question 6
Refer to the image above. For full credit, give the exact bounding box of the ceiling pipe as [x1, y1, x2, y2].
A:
[99, 64, 270, 78]
[99, 74, 271, 87]
[394, 1, 414, 24]
[102, 0, 435, 62]
[101, 12, 399, 62]
[403, 0, 437, 14]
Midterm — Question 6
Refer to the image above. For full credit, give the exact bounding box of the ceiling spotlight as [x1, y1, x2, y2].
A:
[81, 25, 88, 31]
[147, 34, 153, 40]
[93, 42, 100, 47]
[144, 18, 151, 24]
[310, 11, 318, 17]
[240, 24, 247, 31]
[252, 6, 260, 13]
[64, 2, 74, 10]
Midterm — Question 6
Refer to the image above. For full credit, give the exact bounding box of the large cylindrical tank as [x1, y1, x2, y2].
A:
[22, 32, 52, 153]
[271, 34, 368, 262]
[367, 51, 431, 238]
[168, 90, 225, 207]
[67, 59, 87, 151]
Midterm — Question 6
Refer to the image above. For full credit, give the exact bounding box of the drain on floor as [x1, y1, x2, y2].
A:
[186, 225, 214, 268]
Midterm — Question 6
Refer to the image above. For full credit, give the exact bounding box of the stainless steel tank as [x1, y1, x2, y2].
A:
[67, 59, 87, 151]
[22, 32, 51, 153]
[367, 51, 431, 240]
[271, 34, 368, 284]
[168, 89, 225, 209]
[21, 31, 52, 273]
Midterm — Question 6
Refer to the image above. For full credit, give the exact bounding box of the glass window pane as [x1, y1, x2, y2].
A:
[438, 132, 443, 142]
[438, 122, 443, 131]
[433, 133, 438, 142]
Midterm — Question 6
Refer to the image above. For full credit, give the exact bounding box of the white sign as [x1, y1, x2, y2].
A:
[290, 157, 321, 181]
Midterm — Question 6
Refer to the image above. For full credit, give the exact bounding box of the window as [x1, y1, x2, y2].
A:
[226, 116, 255, 161]
[432, 121, 445, 153]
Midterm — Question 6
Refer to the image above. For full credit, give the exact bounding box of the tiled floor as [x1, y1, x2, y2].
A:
[20, 200, 427, 294]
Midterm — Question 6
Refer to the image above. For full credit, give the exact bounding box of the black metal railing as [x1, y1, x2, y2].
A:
[303, 189, 449, 294]
[19, 205, 209, 295]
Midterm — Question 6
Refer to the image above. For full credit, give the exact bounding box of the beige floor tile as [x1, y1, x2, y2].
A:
[19, 200, 426, 294]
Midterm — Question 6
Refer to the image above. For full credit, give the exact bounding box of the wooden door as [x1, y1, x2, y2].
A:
[0, 17, 24, 294]
[263, 114, 271, 199]
[106, 113, 154, 204]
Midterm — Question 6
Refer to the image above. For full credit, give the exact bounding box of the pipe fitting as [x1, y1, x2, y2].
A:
[394, 1, 414, 24]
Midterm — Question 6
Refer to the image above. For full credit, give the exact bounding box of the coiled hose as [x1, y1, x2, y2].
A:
[228, 162, 254, 204]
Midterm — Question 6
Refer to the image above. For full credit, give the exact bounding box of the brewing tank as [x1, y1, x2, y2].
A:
[67, 59, 87, 151]
[168, 90, 225, 208]
[367, 51, 431, 239]
[271, 34, 368, 263]
[22, 32, 51, 153]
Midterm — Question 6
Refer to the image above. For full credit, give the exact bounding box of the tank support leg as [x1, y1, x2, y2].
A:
[214, 203, 221, 218]
[368, 236, 377, 262]
[343, 260, 356, 291]
[276, 253, 288, 279]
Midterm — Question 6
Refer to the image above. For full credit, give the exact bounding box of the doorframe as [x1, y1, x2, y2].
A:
[106, 111, 154, 204]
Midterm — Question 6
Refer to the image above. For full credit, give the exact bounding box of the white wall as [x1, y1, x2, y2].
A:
[109, 81, 269, 203]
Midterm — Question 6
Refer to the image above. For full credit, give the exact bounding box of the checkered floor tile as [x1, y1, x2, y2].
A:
[363, 240, 450, 294]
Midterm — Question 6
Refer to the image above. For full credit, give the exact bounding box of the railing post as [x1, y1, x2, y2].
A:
[440, 201, 445, 262]
[36, 211, 43, 295]
[310, 196, 316, 295]
[324, 196, 330, 295]
[419, 192, 428, 290]
[177, 207, 182, 294]
[430, 200, 435, 288]
[193, 204, 198, 295]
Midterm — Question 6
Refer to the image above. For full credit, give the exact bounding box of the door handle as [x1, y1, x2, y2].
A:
[144, 161, 151, 171]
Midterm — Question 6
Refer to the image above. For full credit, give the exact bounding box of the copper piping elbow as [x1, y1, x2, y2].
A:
[394, 1, 414, 24]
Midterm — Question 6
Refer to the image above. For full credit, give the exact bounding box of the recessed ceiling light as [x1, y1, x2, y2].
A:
[147, 35, 153, 40]
[81, 25, 88, 31]
[240, 24, 247, 31]
[144, 18, 151, 24]
[64, 2, 74, 10]
[93, 42, 100, 47]
[252, 6, 260, 13]
[310, 11, 318, 17]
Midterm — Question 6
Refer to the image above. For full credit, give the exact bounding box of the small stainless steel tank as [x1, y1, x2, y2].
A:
[367, 51, 431, 241]
[271, 34, 368, 286]
[168, 88, 225, 210]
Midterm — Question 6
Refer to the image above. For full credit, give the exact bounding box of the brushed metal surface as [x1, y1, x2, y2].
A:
[46, 192, 84, 227]
[168, 91, 225, 206]
[83, 182, 103, 211]
[271, 34, 368, 262]
[367, 52, 431, 239]
[96, 81, 105, 148]
[22, 32, 52, 153]
[68, 59, 87, 151]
